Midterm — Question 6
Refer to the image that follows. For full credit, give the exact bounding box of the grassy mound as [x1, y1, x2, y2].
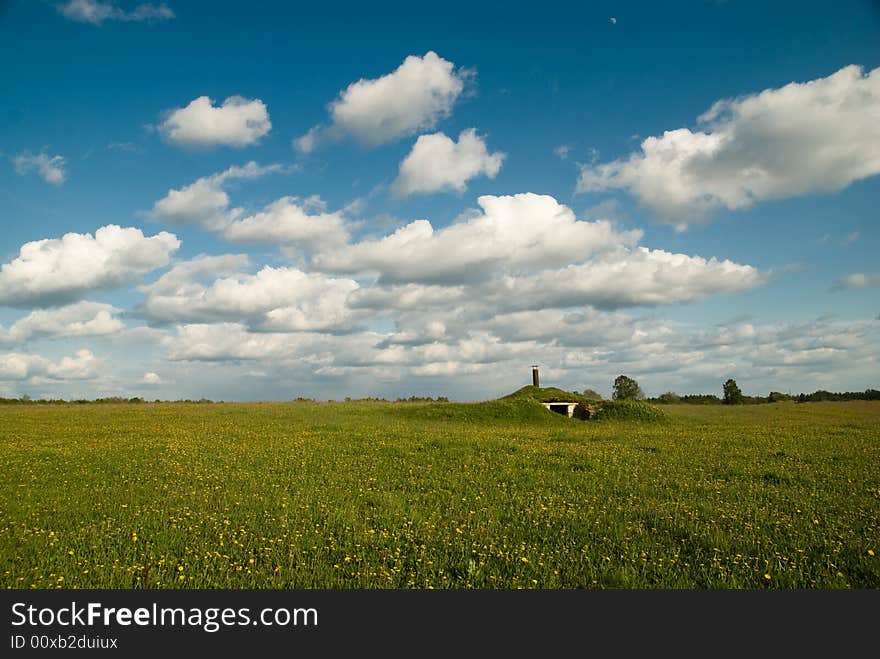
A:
[501, 385, 591, 405]
[391, 397, 562, 424]
[592, 399, 669, 423]
[393, 385, 667, 424]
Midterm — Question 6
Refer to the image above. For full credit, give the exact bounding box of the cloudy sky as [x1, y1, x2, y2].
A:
[1, 0, 878, 401]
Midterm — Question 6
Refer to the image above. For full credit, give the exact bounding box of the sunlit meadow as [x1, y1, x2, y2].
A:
[1, 400, 877, 589]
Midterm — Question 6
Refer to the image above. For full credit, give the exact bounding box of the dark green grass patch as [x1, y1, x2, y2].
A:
[592, 399, 670, 423]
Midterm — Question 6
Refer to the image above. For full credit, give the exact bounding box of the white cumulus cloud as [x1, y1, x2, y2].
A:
[139, 371, 163, 385]
[578, 64, 880, 226]
[0, 349, 103, 381]
[295, 51, 468, 151]
[0, 302, 124, 345]
[488, 247, 763, 311]
[0, 225, 180, 308]
[12, 151, 67, 185]
[150, 161, 283, 229]
[138, 264, 360, 331]
[314, 193, 642, 284]
[141, 254, 251, 294]
[224, 196, 350, 252]
[392, 129, 505, 197]
[160, 96, 271, 148]
[314, 192, 761, 314]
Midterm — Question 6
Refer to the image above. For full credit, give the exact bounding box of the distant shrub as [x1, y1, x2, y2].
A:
[656, 391, 681, 404]
[582, 388, 604, 401]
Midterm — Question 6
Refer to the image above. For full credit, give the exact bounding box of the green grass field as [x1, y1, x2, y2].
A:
[1, 398, 878, 589]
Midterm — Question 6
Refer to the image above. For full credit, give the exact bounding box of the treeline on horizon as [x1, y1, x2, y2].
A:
[647, 389, 880, 405]
[0, 391, 878, 406]
[0, 395, 452, 405]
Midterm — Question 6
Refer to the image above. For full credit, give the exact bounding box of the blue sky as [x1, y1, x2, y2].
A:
[0, 0, 878, 401]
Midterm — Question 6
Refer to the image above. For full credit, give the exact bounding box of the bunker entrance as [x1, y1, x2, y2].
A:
[548, 403, 574, 417]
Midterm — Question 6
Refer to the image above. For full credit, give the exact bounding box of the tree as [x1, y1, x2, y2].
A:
[582, 388, 603, 401]
[612, 375, 644, 400]
[722, 378, 744, 405]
